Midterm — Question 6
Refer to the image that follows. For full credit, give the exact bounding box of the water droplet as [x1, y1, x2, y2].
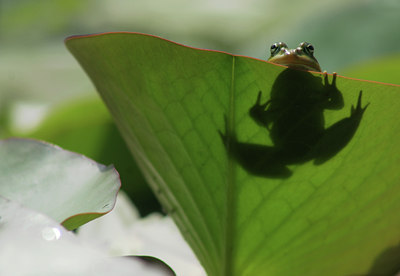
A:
[42, 227, 62, 241]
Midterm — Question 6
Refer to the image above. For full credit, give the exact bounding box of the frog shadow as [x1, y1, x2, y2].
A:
[362, 241, 400, 276]
[220, 68, 369, 178]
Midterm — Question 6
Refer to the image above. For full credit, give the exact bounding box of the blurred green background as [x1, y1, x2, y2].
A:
[0, 0, 399, 215]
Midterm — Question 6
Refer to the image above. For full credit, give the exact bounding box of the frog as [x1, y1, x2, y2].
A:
[268, 42, 321, 72]
[219, 42, 369, 178]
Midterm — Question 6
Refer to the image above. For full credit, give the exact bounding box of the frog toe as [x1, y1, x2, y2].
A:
[323, 72, 338, 89]
[351, 91, 369, 116]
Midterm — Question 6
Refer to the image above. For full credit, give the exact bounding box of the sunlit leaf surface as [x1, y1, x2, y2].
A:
[0, 138, 120, 230]
[66, 32, 400, 276]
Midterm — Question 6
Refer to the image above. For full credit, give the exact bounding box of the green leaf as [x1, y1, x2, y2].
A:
[66, 32, 400, 276]
[0, 138, 120, 230]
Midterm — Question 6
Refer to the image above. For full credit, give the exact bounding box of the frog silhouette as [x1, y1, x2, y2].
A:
[220, 68, 369, 178]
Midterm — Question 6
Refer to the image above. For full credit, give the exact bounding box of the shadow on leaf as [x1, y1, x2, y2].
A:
[364, 241, 400, 276]
[220, 68, 369, 178]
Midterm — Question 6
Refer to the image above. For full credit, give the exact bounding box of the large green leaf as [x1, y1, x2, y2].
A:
[66, 32, 400, 276]
[0, 138, 120, 230]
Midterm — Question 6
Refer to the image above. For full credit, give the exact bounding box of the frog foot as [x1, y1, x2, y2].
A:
[249, 91, 271, 126]
[312, 90, 369, 165]
[350, 90, 369, 119]
[323, 71, 337, 89]
[251, 91, 270, 111]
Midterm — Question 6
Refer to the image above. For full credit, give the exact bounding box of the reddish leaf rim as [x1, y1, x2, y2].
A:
[65, 31, 400, 88]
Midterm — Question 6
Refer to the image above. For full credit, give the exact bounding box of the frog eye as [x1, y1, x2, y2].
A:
[270, 43, 279, 54]
[270, 42, 287, 56]
[306, 43, 314, 53]
[301, 42, 315, 55]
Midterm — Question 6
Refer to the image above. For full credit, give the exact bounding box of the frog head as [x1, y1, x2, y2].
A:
[268, 42, 321, 72]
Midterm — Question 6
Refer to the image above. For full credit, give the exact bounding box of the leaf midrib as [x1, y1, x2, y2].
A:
[222, 55, 237, 276]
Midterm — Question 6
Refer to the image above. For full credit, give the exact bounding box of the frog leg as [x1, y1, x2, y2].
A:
[312, 90, 369, 165]
[218, 114, 292, 178]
